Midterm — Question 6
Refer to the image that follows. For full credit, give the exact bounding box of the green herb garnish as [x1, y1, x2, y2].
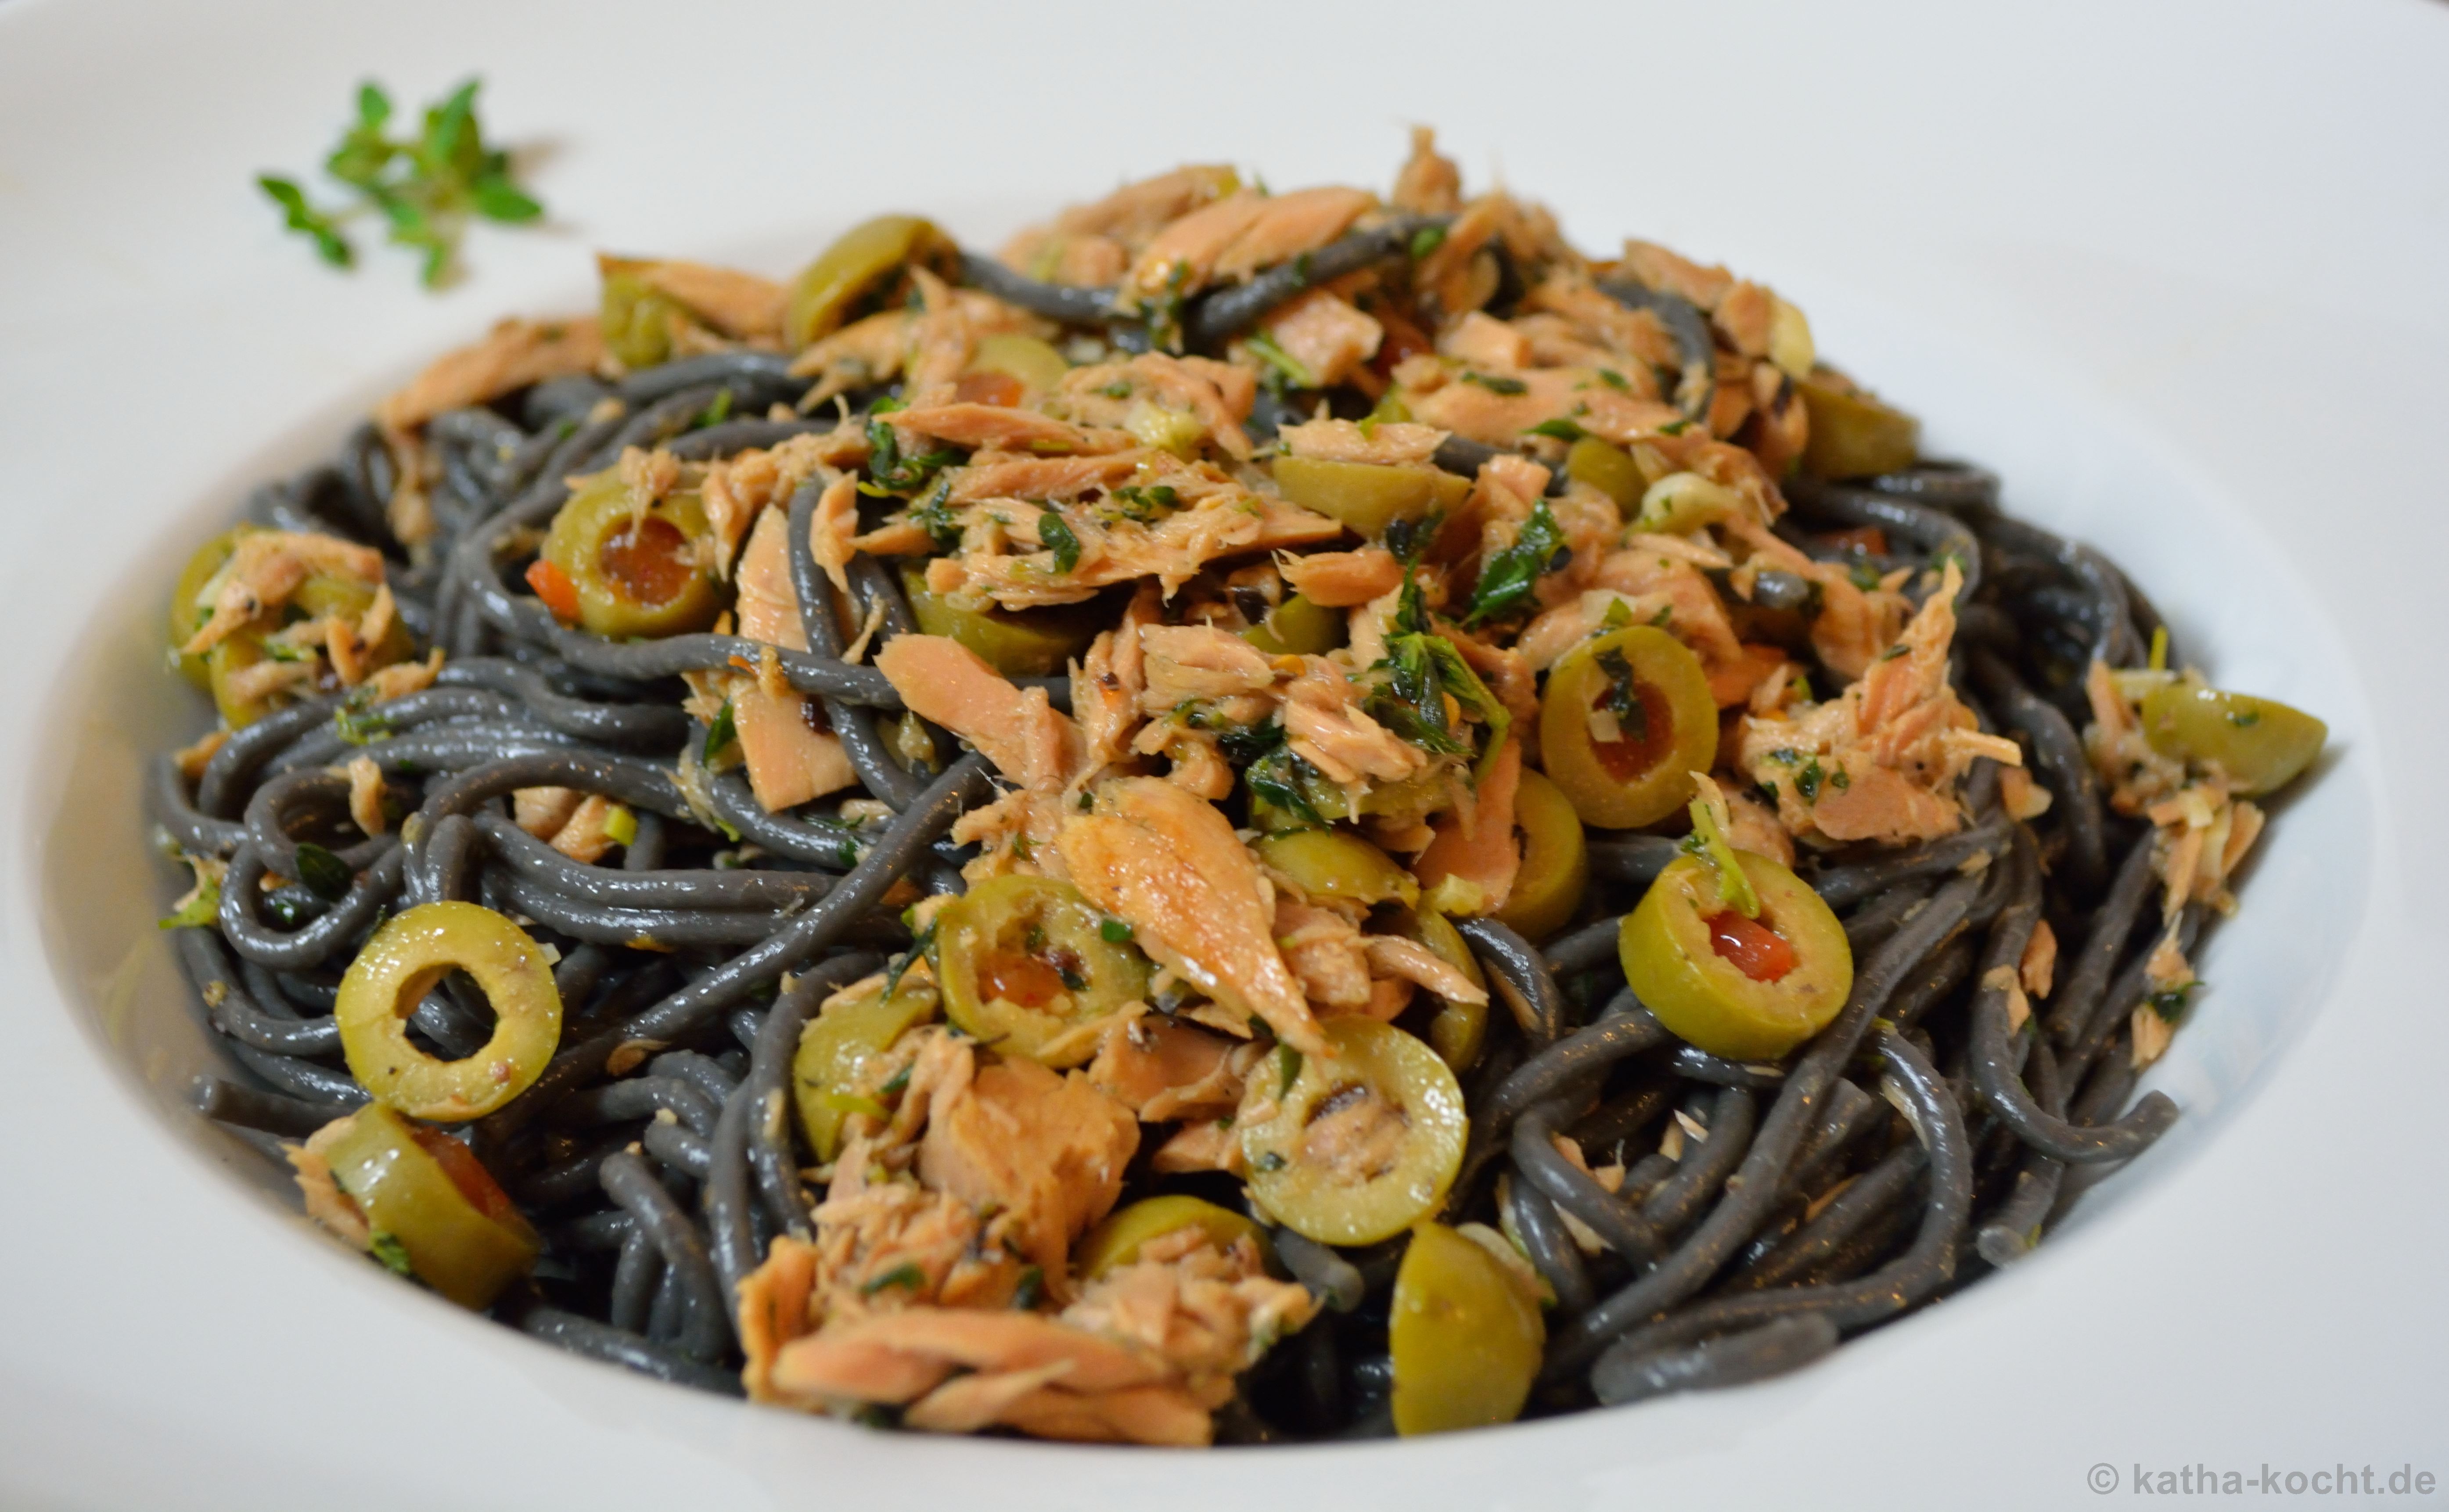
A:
[1460, 370, 1528, 395]
[291, 842, 355, 902]
[1408, 224, 1448, 261]
[702, 700, 737, 764]
[1036, 511, 1082, 574]
[1463, 499, 1568, 626]
[859, 1261, 926, 1296]
[259, 78, 544, 287]
[367, 1231, 416, 1278]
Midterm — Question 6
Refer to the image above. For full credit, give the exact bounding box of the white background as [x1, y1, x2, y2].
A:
[0, 1, 2444, 1507]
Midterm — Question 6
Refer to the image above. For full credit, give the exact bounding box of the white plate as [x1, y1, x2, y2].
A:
[4, 1, 2445, 1508]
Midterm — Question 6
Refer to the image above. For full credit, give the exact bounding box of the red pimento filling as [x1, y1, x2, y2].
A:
[1592, 680, 1676, 783]
[1706, 910, 1796, 983]
[977, 949, 1068, 1008]
[599, 515, 695, 605]
[953, 370, 1025, 407]
[406, 1123, 521, 1224]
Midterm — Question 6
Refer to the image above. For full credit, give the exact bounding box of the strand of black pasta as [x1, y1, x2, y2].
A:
[1542, 870, 1984, 1382]
[1585, 1027, 1972, 1401]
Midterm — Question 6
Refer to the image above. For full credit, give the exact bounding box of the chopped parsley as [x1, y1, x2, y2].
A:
[859, 1261, 926, 1297]
[332, 686, 393, 745]
[1525, 417, 1586, 442]
[910, 478, 961, 552]
[695, 389, 734, 429]
[1463, 499, 1569, 626]
[1596, 368, 1631, 392]
[1036, 511, 1081, 574]
[1105, 483, 1178, 522]
[1099, 917, 1133, 945]
[1593, 646, 1649, 743]
[367, 1231, 416, 1278]
[1244, 330, 1317, 391]
[863, 414, 960, 496]
[1012, 1265, 1045, 1310]
[291, 842, 355, 902]
[1460, 370, 1528, 395]
[1795, 758, 1826, 803]
[1408, 223, 1448, 261]
[701, 699, 737, 764]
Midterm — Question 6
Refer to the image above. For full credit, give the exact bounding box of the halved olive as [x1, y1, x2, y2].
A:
[1255, 830, 1418, 909]
[1272, 456, 1471, 538]
[1241, 593, 1346, 657]
[1797, 368, 1919, 479]
[1388, 1221, 1543, 1436]
[539, 473, 723, 640]
[964, 333, 1071, 401]
[1240, 1018, 1466, 1246]
[784, 214, 953, 349]
[902, 566, 1104, 677]
[598, 260, 688, 370]
[2139, 679, 2325, 796]
[1564, 436, 1646, 510]
[1385, 905, 1491, 1074]
[334, 901, 563, 1121]
[1619, 851, 1852, 1062]
[316, 1104, 539, 1310]
[937, 874, 1151, 1067]
[1538, 626, 1717, 829]
[204, 632, 281, 729]
[168, 526, 253, 689]
[1075, 1195, 1264, 1280]
[792, 970, 940, 1163]
[1493, 769, 1586, 941]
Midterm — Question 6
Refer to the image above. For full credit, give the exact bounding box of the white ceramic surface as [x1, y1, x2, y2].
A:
[3, 2, 2445, 1508]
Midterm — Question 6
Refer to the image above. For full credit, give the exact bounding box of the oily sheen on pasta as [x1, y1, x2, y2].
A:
[157, 129, 2324, 1444]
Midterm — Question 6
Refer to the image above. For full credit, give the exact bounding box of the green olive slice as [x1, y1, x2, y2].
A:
[1492, 769, 1587, 941]
[792, 971, 940, 1163]
[1241, 592, 1345, 657]
[538, 473, 723, 640]
[1075, 1195, 1264, 1280]
[2138, 681, 2325, 796]
[1271, 456, 1471, 538]
[936, 874, 1151, 1067]
[1255, 830, 1418, 909]
[1385, 906, 1491, 1074]
[169, 525, 253, 690]
[334, 902, 564, 1121]
[317, 1104, 539, 1310]
[1538, 626, 1717, 829]
[784, 214, 952, 348]
[1563, 436, 1646, 509]
[1240, 1018, 1466, 1246]
[1797, 369, 1920, 479]
[1619, 851, 1852, 1062]
[1389, 1221, 1543, 1436]
[902, 566, 1105, 677]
